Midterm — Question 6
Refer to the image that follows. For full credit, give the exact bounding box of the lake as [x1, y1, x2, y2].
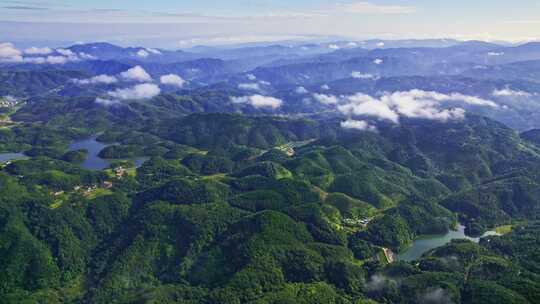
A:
[69, 138, 148, 171]
[0, 152, 28, 163]
[396, 224, 501, 262]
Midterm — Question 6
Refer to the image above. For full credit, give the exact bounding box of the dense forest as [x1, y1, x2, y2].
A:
[2, 40, 540, 303]
[2, 103, 540, 303]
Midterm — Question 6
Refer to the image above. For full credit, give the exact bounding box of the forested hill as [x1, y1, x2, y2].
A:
[1, 108, 540, 303]
[2, 39, 540, 303]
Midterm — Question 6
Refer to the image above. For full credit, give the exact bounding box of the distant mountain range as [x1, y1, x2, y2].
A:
[2, 39, 540, 130]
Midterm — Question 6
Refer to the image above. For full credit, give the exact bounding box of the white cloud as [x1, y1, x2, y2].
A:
[487, 52, 504, 56]
[56, 48, 76, 57]
[160, 74, 186, 88]
[136, 49, 150, 58]
[22, 57, 45, 64]
[373, 58, 384, 65]
[380, 91, 463, 121]
[120, 66, 152, 82]
[328, 44, 340, 50]
[238, 83, 261, 91]
[21, 55, 80, 65]
[0, 42, 22, 62]
[351, 71, 376, 79]
[347, 42, 358, 47]
[0, 45, 93, 64]
[74, 74, 118, 85]
[313, 93, 339, 105]
[376, 42, 385, 48]
[338, 93, 399, 123]
[108, 83, 161, 100]
[24, 46, 52, 55]
[45, 55, 70, 64]
[78, 52, 97, 60]
[259, 80, 271, 86]
[341, 119, 377, 132]
[365, 274, 394, 292]
[493, 88, 531, 97]
[295, 86, 309, 94]
[95, 97, 120, 106]
[392, 90, 498, 108]
[231, 95, 283, 109]
[420, 288, 454, 304]
[336, 90, 498, 124]
[246, 74, 257, 81]
[321, 84, 330, 90]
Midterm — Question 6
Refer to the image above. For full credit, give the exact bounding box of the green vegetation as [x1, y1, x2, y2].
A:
[2, 105, 540, 303]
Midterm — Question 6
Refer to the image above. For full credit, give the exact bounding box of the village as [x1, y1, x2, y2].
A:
[49, 164, 130, 208]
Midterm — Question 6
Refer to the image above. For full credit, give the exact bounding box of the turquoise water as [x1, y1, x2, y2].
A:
[397, 224, 500, 262]
[69, 138, 148, 171]
[0, 152, 28, 163]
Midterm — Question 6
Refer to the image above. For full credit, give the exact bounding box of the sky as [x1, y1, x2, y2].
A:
[1, 0, 540, 48]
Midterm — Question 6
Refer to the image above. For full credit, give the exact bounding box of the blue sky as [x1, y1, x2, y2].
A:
[1, 1, 540, 47]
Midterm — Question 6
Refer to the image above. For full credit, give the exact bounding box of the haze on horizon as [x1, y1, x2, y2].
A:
[0, 0, 540, 48]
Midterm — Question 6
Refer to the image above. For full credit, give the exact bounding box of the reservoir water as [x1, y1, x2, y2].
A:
[396, 224, 501, 262]
[69, 138, 148, 171]
[0, 152, 28, 163]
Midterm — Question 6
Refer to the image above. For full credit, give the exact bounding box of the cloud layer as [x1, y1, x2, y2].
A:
[74, 74, 118, 85]
[120, 66, 152, 82]
[341, 119, 377, 131]
[311, 89, 500, 131]
[0, 42, 22, 62]
[1, 42, 98, 64]
[231, 95, 283, 109]
[493, 88, 531, 97]
[160, 74, 186, 88]
[24, 46, 52, 55]
[238, 83, 261, 91]
[108, 83, 161, 100]
[313, 93, 339, 105]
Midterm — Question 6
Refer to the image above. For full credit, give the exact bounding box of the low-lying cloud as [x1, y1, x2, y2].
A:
[493, 88, 531, 97]
[341, 119, 377, 131]
[313, 93, 339, 105]
[0, 42, 23, 62]
[160, 74, 186, 88]
[326, 89, 500, 130]
[231, 95, 283, 109]
[136, 49, 150, 58]
[419, 288, 455, 304]
[95, 97, 120, 107]
[238, 83, 262, 91]
[108, 83, 161, 100]
[1, 42, 98, 64]
[365, 274, 396, 292]
[24, 46, 53, 55]
[338, 93, 400, 123]
[74, 74, 118, 85]
[120, 66, 153, 82]
[295, 86, 309, 94]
